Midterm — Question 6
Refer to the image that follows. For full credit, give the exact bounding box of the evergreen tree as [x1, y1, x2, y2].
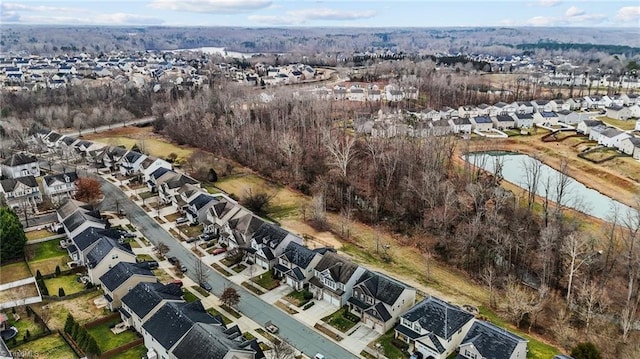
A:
[72, 322, 81, 340]
[35, 270, 42, 279]
[37, 280, 48, 296]
[64, 313, 75, 334]
[25, 330, 31, 339]
[571, 342, 602, 359]
[86, 336, 101, 356]
[0, 207, 27, 262]
[77, 330, 88, 350]
[58, 287, 66, 297]
[55, 265, 61, 276]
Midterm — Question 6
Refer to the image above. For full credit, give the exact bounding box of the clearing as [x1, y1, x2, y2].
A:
[26, 240, 70, 275]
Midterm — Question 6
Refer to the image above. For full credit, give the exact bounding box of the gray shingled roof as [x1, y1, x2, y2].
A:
[142, 301, 222, 351]
[355, 270, 411, 306]
[0, 175, 38, 192]
[121, 282, 184, 319]
[2, 153, 37, 166]
[189, 193, 218, 211]
[63, 209, 104, 235]
[99, 262, 155, 292]
[43, 172, 78, 186]
[401, 297, 474, 340]
[460, 321, 527, 359]
[72, 227, 121, 252]
[171, 323, 264, 359]
[313, 251, 360, 285]
[86, 237, 133, 268]
[281, 242, 317, 269]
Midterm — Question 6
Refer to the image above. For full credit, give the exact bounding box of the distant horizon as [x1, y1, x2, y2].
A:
[1, 1, 638, 28]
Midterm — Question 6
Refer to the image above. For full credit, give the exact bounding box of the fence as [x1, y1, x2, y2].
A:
[59, 330, 86, 358]
[40, 266, 86, 279]
[99, 338, 144, 359]
[83, 312, 122, 329]
[42, 287, 98, 301]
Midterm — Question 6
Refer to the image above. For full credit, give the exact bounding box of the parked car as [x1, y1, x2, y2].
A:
[139, 261, 159, 269]
[168, 256, 178, 264]
[121, 232, 136, 238]
[180, 264, 188, 272]
[212, 248, 227, 255]
[314, 354, 325, 359]
[176, 217, 189, 224]
[171, 279, 183, 288]
[199, 233, 217, 241]
[186, 237, 198, 243]
[199, 281, 212, 292]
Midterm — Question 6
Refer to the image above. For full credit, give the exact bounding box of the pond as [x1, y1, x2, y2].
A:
[464, 151, 632, 221]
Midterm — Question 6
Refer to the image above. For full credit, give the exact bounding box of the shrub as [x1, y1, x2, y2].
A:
[37, 279, 48, 296]
[55, 265, 61, 276]
[36, 270, 42, 279]
[303, 302, 315, 310]
[25, 330, 31, 339]
[342, 308, 360, 322]
[58, 287, 66, 297]
[571, 342, 601, 359]
[64, 314, 75, 334]
[303, 290, 313, 300]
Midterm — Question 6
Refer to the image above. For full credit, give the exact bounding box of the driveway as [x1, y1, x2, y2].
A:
[341, 324, 380, 355]
[97, 178, 359, 359]
[260, 284, 292, 305]
[294, 299, 338, 326]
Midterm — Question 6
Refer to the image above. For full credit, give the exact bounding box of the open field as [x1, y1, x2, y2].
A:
[0, 261, 32, 284]
[83, 126, 195, 161]
[12, 334, 77, 359]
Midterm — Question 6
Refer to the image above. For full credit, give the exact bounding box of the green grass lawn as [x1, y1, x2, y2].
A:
[13, 333, 78, 359]
[321, 307, 359, 333]
[26, 229, 55, 241]
[232, 264, 247, 273]
[251, 270, 280, 290]
[598, 116, 637, 131]
[87, 320, 140, 352]
[284, 290, 311, 307]
[7, 309, 45, 339]
[136, 254, 154, 262]
[478, 306, 559, 359]
[110, 344, 147, 359]
[207, 307, 233, 325]
[0, 261, 32, 284]
[44, 275, 85, 296]
[374, 330, 406, 359]
[191, 285, 211, 297]
[182, 289, 199, 303]
[27, 240, 67, 262]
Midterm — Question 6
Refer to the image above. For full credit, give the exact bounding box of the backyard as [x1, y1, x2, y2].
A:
[26, 240, 70, 275]
[12, 334, 77, 359]
[44, 274, 86, 296]
[110, 344, 147, 359]
[598, 116, 637, 131]
[0, 261, 32, 284]
[26, 229, 56, 241]
[0, 283, 39, 304]
[87, 320, 140, 353]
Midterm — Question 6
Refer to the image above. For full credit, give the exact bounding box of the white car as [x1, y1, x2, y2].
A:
[176, 217, 189, 224]
[314, 354, 325, 359]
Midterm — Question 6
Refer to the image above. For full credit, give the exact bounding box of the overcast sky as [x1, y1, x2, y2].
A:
[1, 0, 639, 28]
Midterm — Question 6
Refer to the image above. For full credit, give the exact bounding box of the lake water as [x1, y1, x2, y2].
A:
[464, 151, 632, 221]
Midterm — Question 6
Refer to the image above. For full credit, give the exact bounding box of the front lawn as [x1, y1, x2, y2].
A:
[284, 290, 312, 307]
[138, 191, 157, 200]
[110, 344, 147, 359]
[164, 212, 181, 222]
[251, 270, 280, 290]
[44, 275, 86, 296]
[321, 306, 359, 333]
[182, 289, 199, 303]
[232, 264, 247, 273]
[87, 320, 139, 352]
[180, 224, 204, 238]
[373, 330, 407, 359]
[191, 285, 211, 297]
[136, 254, 154, 262]
[0, 261, 32, 284]
[13, 333, 78, 359]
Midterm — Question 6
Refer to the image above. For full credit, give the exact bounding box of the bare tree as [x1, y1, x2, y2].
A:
[481, 265, 498, 308]
[574, 278, 610, 334]
[323, 130, 357, 178]
[562, 233, 595, 305]
[194, 259, 208, 284]
[220, 287, 240, 308]
[521, 155, 542, 211]
[620, 199, 640, 342]
[268, 339, 296, 359]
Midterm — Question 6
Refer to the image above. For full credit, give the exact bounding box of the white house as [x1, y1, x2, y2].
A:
[0, 176, 42, 210]
[140, 158, 172, 183]
[309, 251, 365, 307]
[471, 116, 494, 131]
[457, 320, 528, 359]
[619, 137, 640, 160]
[533, 111, 559, 126]
[621, 93, 639, 107]
[184, 193, 220, 225]
[42, 172, 78, 204]
[449, 118, 472, 133]
[395, 296, 475, 359]
[511, 113, 534, 129]
[605, 105, 633, 120]
[348, 270, 416, 334]
[531, 100, 553, 113]
[492, 115, 515, 130]
[576, 120, 605, 135]
[597, 128, 631, 148]
[119, 151, 147, 176]
[1, 153, 40, 179]
[588, 125, 609, 142]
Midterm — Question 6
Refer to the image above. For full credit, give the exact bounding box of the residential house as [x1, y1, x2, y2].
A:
[158, 171, 200, 207]
[597, 128, 631, 148]
[274, 242, 326, 291]
[530, 100, 553, 113]
[492, 115, 515, 130]
[120, 282, 184, 332]
[99, 262, 157, 310]
[119, 150, 147, 176]
[429, 120, 454, 136]
[141, 158, 172, 183]
[61, 204, 106, 242]
[550, 99, 571, 112]
[58, 136, 80, 160]
[146, 167, 172, 193]
[184, 193, 219, 225]
[511, 113, 534, 128]
[476, 104, 491, 116]
[588, 125, 609, 142]
[170, 322, 264, 359]
[42, 172, 78, 204]
[369, 88, 382, 102]
[348, 270, 416, 334]
[348, 86, 366, 101]
[419, 109, 441, 121]
[1, 153, 40, 179]
[142, 301, 223, 359]
[206, 197, 264, 249]
[458, 106, 478, 119]
[42, 132, 63, 148]
[395, 296, 475, 359]
[618, 136, 640, 160]
[309, 251, 366, 306]
[605, 105, 633, 120]
[0, 176, 42, 210]
[621, 93, 639, 107]
[440, 107, 458, 120]
[576, 120, 605, 135]
[247, 223, 303, 270]
[513, 101, 534, 114]
[492, 102, 513, 116]
[471, 116, 494, 132]
[584, 95, 607, 109]
[86, 237, 136, 284]
[533, 111, 560, 126]
[457, 320, 528, 359]
[449, 118, 472, 134]
[566, 98, 586, 111]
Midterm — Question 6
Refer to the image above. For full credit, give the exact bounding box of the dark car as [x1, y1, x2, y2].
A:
[139, 261, 159, 270]
[199, 281, 212, 292]
[122, 232, 136, 238]
[186, 237, 198, 243]
[200, 233, 217, 241]
[168, 256, 178, 264]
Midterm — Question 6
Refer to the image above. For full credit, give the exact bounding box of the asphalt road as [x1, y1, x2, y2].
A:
[98, 178, 357, 359]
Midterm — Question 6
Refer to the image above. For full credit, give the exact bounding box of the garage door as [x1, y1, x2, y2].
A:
[323, 291, 340, 306]
[256, 257, 268, 269]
